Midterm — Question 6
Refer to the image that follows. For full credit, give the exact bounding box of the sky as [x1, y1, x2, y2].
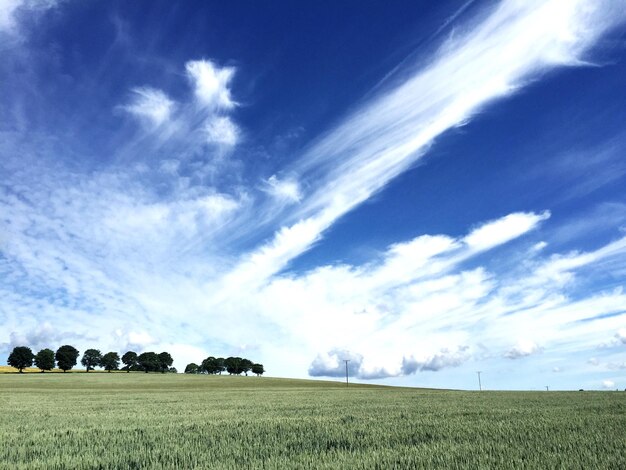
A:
[1, 0, 626, 391]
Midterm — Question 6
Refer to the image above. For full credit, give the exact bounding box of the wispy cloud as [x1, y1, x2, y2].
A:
[121, 87, 176, 127]
[239, 0, 626, 285]
[205, 116, 239, 147]
[0, 0, 58, 35]
[504, 340, 542, 359]
[186, 59, 237, 110]
[262, 175, 302, 204]
[1, 0, 625, 386]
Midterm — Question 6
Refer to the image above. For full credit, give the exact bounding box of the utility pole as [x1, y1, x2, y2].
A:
[476, 371, 482, 391]
[344, 359, 350, 387]
[545, 386, 549, 391]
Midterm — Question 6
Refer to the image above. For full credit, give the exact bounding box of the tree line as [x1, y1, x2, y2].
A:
[185, 356, 265, 376]
[6, 345, 176, 373]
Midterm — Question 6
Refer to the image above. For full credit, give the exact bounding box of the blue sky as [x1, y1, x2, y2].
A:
[1, 0, 626, 390]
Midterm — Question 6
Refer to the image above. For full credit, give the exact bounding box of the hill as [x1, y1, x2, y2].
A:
[0, 374, 624, 468]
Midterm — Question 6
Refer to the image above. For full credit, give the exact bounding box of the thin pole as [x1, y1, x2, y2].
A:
[344, 360, 350, 387]
[545, 386, 549, 391]
[476, 371, 482, 391]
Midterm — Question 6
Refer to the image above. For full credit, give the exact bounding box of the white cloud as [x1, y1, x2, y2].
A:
[308, 349, 363, 378]
[0, 0, 57, 34]
[0, 0, 22, 33]
[205, 116, 239, 147]
[464, 212, 550, 252]
[615, 328, 626, 344]
[186, 59, 236, 110]
[504, 340, 541, 359]
[3, 0, 626, 384]
[113, 329, 157, 352]
[1, 322, 90, 353]
[602, 379, 615, 389]
[263, 175, 302, 204]
[122, 87, 176, 127]
[588, 357, 600, 366]
[246, 0, 625, 284]
[402, 347, 470, 374]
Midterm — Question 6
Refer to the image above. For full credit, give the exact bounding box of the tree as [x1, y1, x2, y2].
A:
[185, 363, 199, 374]
[137, 352, 160, 373]
[55, 345, 79, 372]
[34, 348, 55, 372]
[101, 352, 120, 372]
[8, 346, 34, 373]
[121, 351, 138, 372]
[81, 349, 102, 372]
[225, 356, 243, 375]
[251, 363, 265, 377]
[201, 356, 222, 374]
[241, 359, 253, 376]
[158, 352, 173, 373]
[215, 357, 225, 375]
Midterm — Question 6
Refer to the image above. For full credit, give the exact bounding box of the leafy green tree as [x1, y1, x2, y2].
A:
[201, 356, 220, 374]
[8, 346, 34, 373]
[158, 352, 173, 373]
[185, 363, 199, 374]
[241, 359, 253, 376]
[251, 363, 265, 376]
[215, 357, 225, 375]
[168, 367, 178, 373]
[121, 351, 138, 372]
[225, 356, 243, 375]
[81, 349, 102, 372]
[34, 348, 55, 372]
[55, 345, 79, 372]
[137, 352, 160, 373]
[101, 352, 120, 372]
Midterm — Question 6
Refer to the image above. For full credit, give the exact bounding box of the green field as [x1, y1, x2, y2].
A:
[0, 374, 624, 469]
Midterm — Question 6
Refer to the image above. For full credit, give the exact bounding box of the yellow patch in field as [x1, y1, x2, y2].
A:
[0, 366, 69, 373]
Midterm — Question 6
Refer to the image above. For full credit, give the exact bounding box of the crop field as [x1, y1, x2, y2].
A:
[0, 366, 83, 374]
[0, 374, 624, 469]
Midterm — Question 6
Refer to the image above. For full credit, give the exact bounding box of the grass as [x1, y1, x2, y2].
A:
[0, 374, 624, 469]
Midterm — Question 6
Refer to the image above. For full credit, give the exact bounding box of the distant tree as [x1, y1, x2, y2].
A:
[101, 352, 120, 372]
[201, 356, 221, 374]
[8, 346, 34, 373]
[137, 352, 160, 373]
[225, 357, 244, 375]
[121, 351, 138, 372]
[55, 345, 79, 372]
[157, 352, 173, 374]
[81, 349, 102, 372]
[241, 359, 253, 376]
[168, 367, 178, 374]
[251, 363, 265, 376]
[185, 363, 199, 374]
[215, 357, 225, 375]
[34, 348, 55, 372]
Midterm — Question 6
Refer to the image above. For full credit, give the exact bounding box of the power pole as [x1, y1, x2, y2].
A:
[476, 371, 482, 391]
[344, 359, 350, 387]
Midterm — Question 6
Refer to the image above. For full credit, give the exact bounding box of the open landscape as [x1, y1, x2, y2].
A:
[2, 2, 626, 468]
[1, 373, 624, 469]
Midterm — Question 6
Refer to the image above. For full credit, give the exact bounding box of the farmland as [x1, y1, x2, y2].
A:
[0, 374, 624, 469]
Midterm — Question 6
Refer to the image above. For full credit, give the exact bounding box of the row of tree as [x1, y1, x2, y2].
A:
[7, 346, 176, 373]
[185, 356, 264, 376]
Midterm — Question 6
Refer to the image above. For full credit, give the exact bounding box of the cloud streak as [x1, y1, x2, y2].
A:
[1, 0, 625, 388]
[122, 87, 176, 127]
[237, 0, 626, 285]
